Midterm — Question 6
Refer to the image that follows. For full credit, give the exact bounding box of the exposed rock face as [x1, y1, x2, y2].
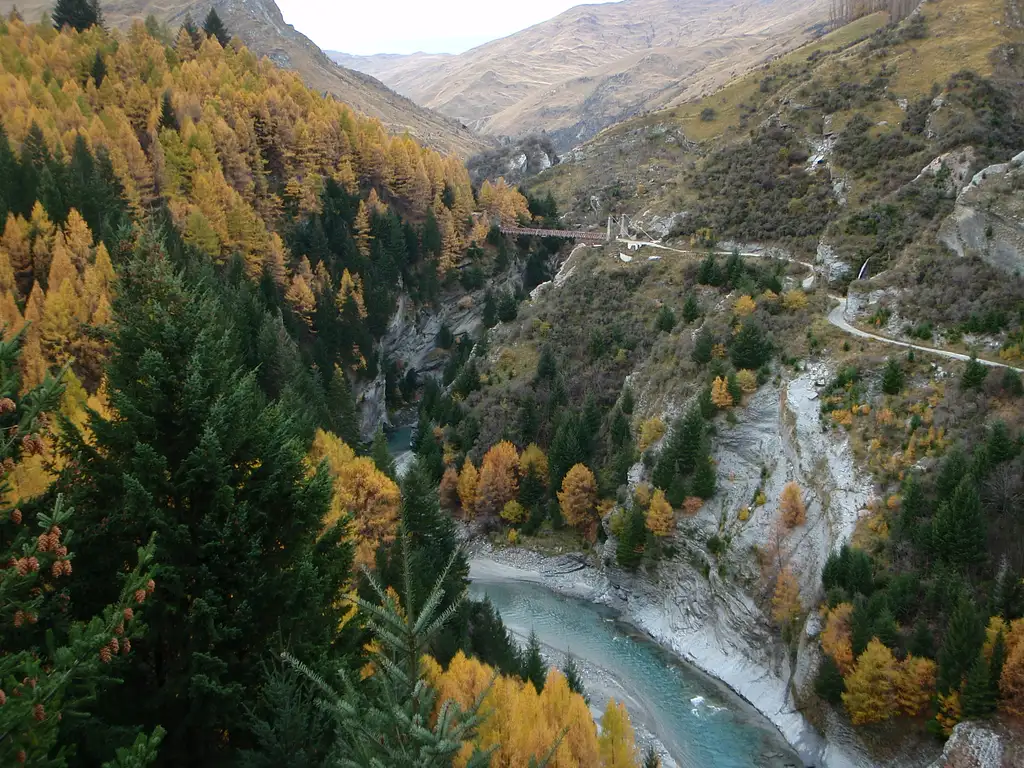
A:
[913, 147, 978, 194]
[817, 240, 852, 282]
[927, 720, 1022, 768]
[939, 150, 1024, 276]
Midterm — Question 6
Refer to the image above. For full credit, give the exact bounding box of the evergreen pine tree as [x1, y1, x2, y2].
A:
[563, 653, 587, 702]
[881, 358, 904, 395]
[181, 12, 202, 47]
[523, 630, 548, 692]
[285, 535, 493, 768]
[815, 655, 846, 704]
[692, 455, 717, 499]
[620, 387, 635, 415]
[62, 243, 353, 765]
[932, 478, 986, 569]
[909, 617, 935, 658]
[938, 594, 985, 693]
[1001, 368, 1023, 397]
[159, 90, 178, 131]
[51, 0, 99, 31]
[655, 304, 676, 332]
[91, 49, 106, 87]
[730, 319, 771, 370]
[371, 425, 397, 480]
[482, 289, 498, 328]
[548, 413, 583, 489]
[691, 327, 713, 364]
[616, 504, 647, 570]
[961, 354, 989, 390]
[697, 253, 721, 285]
[726, 372, 743, 404]
[327, 365, 360, 448]
[203, 8, 231, 46]
[610, 407, 630, 450]
[682, 292, 700, 322]
[961, 654, 995, 717]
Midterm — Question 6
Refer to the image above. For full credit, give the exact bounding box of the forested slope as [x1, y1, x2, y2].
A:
[0, 10, 652, 768]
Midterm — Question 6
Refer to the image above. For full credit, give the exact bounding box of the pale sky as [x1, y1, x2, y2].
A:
[276, 0, 618, 56]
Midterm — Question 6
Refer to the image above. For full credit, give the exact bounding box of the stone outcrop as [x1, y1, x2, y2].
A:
[927, 720, 1022, 768]
[939, 150, 1024, 276]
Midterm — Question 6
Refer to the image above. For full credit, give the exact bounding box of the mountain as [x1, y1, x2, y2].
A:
[0, 0, 488, 156]
[336, 0, 831, 149]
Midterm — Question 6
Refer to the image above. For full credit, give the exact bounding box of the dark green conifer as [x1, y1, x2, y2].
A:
[961, 654, 995, 717]
[989, 629, 1007, 702]
[159, 90, 177, 131]
[523, 630, 548, 692]
[881, 358, 904, 395]
[620, 386, 635, 415]
[286, 534, 493, 768]
[938, 594, 985, 693]
[692, 455, 717, 499]
[616, 504, 647, 570]
[961, 353, 989, 390]
[562, 653, 587, 702]
[51, 0, 100, 31]
[814, 655, 846, 704]
[202, 8, 230, 46]
[91, 49, 106, 87]
[908, 617, 934, 658]
[730, 319, 771, 370]
[682, 293, 700, 323]
[371, 426, 397, 479]
[63, 242, 352, 765]
[327, 367, 360, 448]
[691, 327, 714, 364]
[656, 304, 676, 332]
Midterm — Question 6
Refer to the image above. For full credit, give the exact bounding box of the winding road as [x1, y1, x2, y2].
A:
[828, 296, 1024, 373]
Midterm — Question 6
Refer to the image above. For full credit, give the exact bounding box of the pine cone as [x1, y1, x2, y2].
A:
[122, 639, 131, 655]
[0, 688, 6, 705]
[99, 646, 112, 664]
[108, 637, 119, 654]
[123, 607, 134, 622]
[146, 579, 155, 593]
[0, 397, 15, 414]
[134, 589, 146, 604]
[10, 508, 21, 524]
[33, 703, 45, 721]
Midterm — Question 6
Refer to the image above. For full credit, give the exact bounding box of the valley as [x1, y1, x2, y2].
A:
[2, 0, 1024, 767]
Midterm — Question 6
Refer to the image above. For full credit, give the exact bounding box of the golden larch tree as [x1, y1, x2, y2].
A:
[733, 294, 756, 316]
[439, 466, 460, 511]
[780, 481, 806, 527]
[710, 376, 733, 409]
[310, 429, 400, 568]
[598, 699, 640, 768]
[457, 458, 479, 517]
[475, 441, 520, 517]
[842, 638, 901, 725]
[1000, 630, 1024, 717]
[822, 602, 855, 674]
[645, 488, 675, 537]
[771, 566, 802, 629]
[519, 443, 549, 482]
[897, 656, 937, 717]
[558, 463, 598, 535]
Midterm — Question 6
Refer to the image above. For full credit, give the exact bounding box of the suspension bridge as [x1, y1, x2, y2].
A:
[498, 215, 664, 246]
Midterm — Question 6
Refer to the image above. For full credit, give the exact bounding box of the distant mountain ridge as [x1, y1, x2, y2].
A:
[335, 0, 831, 149]
[0, 0, 488, 156]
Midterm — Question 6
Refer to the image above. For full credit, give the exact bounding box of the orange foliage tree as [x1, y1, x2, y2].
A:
[842, 639, 900, 725]
[475, 441, 520, 517]
[771, 566, 802, 630]
[645, 489, 675, 537]
[457, 458, 479, 517]
[821, 602, 855, 674]
[780, 481, 806, 527]
[558, 463, 598, 535]
[310, 429, 400, 568]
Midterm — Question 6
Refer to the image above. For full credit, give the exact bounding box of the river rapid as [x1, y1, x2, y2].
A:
[470, 558, 803, 768]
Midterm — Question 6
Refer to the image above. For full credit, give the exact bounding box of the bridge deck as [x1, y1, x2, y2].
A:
[499, 225, 606, 242]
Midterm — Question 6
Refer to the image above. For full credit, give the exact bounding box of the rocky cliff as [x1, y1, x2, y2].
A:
[939, 150, 1024, 276]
